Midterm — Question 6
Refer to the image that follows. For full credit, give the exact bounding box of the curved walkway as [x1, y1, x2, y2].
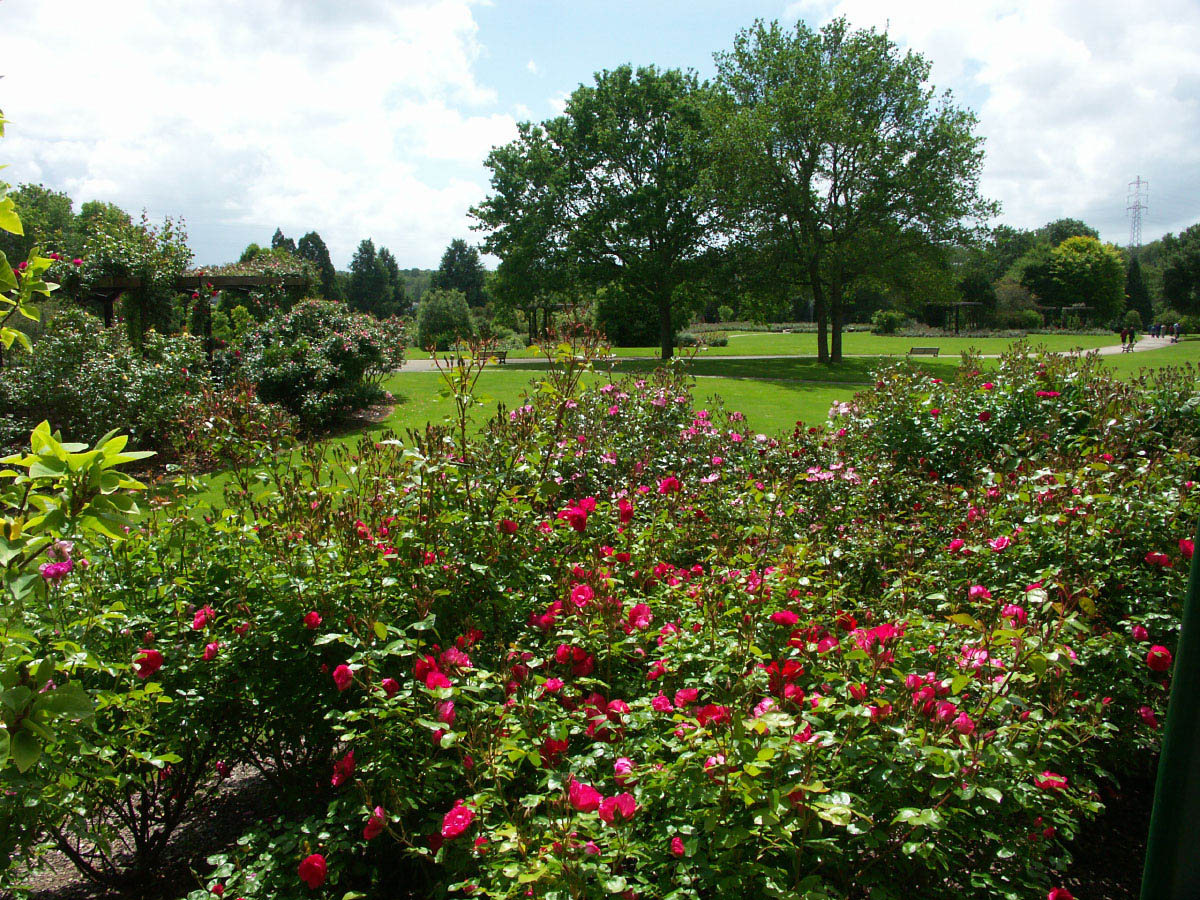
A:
[395, 336, 1176, 374]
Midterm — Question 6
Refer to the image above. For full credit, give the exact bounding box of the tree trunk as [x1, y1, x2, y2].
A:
[659, 295, 673, 360]
[830, 271, 843, 363]
[810, 264, 829, 363]
[528, 306, 537, 344]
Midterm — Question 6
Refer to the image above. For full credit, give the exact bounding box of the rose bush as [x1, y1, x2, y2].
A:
[3, 339, 1195, 900]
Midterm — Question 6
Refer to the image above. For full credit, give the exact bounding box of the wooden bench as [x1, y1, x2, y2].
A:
[907, 346, 940, 357]
[488, 350, 507, 365]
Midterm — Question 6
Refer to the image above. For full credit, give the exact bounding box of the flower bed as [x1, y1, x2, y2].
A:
[3, 346, 1197, 900]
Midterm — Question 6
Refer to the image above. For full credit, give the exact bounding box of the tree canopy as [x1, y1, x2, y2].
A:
[475, 64, 714, 358]
[297, 231, 339, 300]
[432, 239, 487, 308]
[706, 18, 996, 361]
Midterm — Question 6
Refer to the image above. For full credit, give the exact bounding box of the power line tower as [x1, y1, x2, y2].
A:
[1128, 176, 1148, 255]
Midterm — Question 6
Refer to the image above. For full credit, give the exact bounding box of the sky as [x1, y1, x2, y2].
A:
[1, 0, 1198, 269]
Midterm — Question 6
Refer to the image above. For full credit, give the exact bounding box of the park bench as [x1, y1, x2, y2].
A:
[907, 347, 940, 357]
[441, 351, 508, 365]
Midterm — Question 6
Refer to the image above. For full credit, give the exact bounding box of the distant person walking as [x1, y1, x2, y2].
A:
[1174, 322, 1182, 343]
[1120, 327, 1129, 350]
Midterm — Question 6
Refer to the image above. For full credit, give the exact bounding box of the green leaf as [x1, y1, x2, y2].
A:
[373, 620, 388, 640]
[0, 197, 23, 235]
[11, 729, 41, 772]
[0, 728, 8, 768]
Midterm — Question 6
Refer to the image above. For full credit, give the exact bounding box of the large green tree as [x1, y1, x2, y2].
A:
[1162, 224, 1200, 315]
[1125, 255, 1152, 325]
[0, 184, 74, 263]
[707, 18, 996, 362]
[472, 122, 574, 343]
[475, 65, 714, 358]
[271, 227, 297, 255]
[377, 246, 407, 313]
[1038, 217, 1099, 247]
[297, 231, 339, 300]
[431, 239, 486, 308]
[1049, 236, 1125, 322]
[346, 239, 389, 317]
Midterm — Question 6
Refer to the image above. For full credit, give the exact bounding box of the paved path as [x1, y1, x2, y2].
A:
[395, 337, 1177, 373]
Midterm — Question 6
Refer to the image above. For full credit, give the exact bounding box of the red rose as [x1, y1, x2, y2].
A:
[568, 778, 602, 812]
[1181, 538, 1194, 560]
[332, 664, 353, 691]
[363, 806, 386, 841]
[298, 853, 326, 889]
[203, 642, 220, 661]
[1147, 645, 1173, 673]
[1047, 889, 1074, 900]
[1034, 771, 1068, 791]
[441, 799, 474, 839]
[597, 792, 637, 824]
[670, 836, 685, 857]
[304, 611, 322, 629]
[497, 519, 519, 534]
[380, 677, 399, 698]
[133, 648, 164, 679]
[696, 704, 731, 728]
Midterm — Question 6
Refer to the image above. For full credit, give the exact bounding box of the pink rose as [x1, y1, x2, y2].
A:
[1034, 771, 1068, 791]
[133, 648, 164, 679]
[363, 806, 386, 841]
[441, 800, 474, 839]
[988, 536, 1010, 551]
[568, 778, 602, 812]
[304, 611, 322, 630]
[332, 664, 354, 691]
[769, 610, 799, 626]
[203, 642, 220, 661]
[598, 792, 637, 824]
[670, 836, 685, 857]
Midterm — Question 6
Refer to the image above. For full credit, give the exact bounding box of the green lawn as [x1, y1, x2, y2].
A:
[410, 331, 1117, 361]
[373, 367, 852, 437]
[1100, 338, 1200, 379]
[168, 335, 1192, 511]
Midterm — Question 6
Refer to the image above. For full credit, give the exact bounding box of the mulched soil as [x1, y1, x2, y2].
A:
[17, 768, 274, 900]
[1059, 773, 1155, 899]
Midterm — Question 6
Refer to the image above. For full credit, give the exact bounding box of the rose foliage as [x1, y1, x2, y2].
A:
[2, 339, 1197, 900]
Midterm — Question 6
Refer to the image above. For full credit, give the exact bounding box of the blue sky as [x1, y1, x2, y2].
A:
[3, 0, 1198, 269]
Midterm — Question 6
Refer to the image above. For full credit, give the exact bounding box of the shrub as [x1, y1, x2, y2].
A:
[717, 304, 735, 323]
[6, 344, 1197, 900]
[237, 300, 403, 432]
[0, 306, 206, 451]
[871, 308, 909, 334]
[417, 289, 474, 351]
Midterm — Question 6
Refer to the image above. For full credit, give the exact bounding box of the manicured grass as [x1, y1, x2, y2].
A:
[410, 331, 1117, 361]
[507, 354, 963, 383]
[1100, 338, 1200, 379]
[374, 367, 853, 436]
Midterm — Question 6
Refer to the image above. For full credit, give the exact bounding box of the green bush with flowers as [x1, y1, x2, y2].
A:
[3, 323, 1196, 900]
[233, 299, 406, 432]
[0, 305, 207, 452]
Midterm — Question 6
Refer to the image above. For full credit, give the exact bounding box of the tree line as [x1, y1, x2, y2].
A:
[470, 17, 1193, 360]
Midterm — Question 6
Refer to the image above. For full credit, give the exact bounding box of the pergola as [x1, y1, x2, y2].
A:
[89, 274, 308, 328]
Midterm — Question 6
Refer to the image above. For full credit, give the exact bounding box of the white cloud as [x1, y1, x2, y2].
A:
[0, 0, 515, 266]
[527, 59, 540, 75]
[782, 0, 1200, 243]
[548, 92, 570, 114]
